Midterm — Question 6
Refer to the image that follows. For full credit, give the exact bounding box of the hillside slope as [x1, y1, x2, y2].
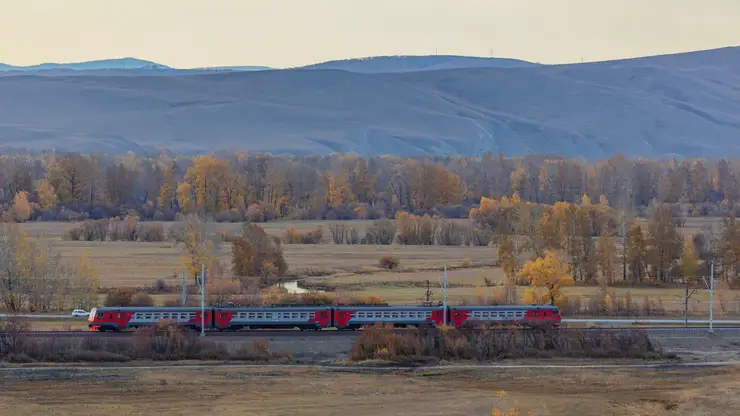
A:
[298, 55, 538, 73]
[0, 47, 739, 158]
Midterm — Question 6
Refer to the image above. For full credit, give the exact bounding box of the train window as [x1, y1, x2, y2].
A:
[145, 314, 152, 319]
[248, 313, 256, 319]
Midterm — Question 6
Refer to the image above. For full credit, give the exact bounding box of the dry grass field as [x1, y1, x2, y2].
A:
[1, 366, 739, 415]
[15, 218, 740, 314]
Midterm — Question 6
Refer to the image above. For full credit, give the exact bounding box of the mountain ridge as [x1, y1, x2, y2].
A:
[0, 46, 739, 158]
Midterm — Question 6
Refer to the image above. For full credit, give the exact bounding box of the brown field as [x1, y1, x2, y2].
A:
[1, 365, 739, 415]
[15, 218, 740, 314]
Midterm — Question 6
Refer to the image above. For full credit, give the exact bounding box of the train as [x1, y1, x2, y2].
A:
[87, 304, 562, 332]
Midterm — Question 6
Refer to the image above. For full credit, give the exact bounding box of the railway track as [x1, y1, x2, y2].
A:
[5, 326, 740, 338]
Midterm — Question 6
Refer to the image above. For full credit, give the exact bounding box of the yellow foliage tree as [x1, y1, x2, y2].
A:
[325, 170, 354, 206]
[13, 191, 32, 222]
[680, 236, 700, 283]
[177, 182, 195, 214]
[158, 166, 175, 212]
[518, 250, 574, 306]
[35, 179, 57, 209]
[67, 249, 99, 309]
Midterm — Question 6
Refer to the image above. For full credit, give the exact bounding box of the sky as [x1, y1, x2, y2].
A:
[1, 0, 739, 69]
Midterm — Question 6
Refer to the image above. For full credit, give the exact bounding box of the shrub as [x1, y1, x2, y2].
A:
[395, 212, 437, 245]
[337, 296, 387, 306]
[0, 318, 31, 356]
[64, 224, 84, 241]
[246, 203, 266, 222]
[349, 326, 666, 363]
[105, 288, 137, 306]
[349, 324, 425, 362]
[329, 223, 347, 244]
[379, 254, 400, 270]
[346, 227, 360, 244]
[5, 352, 34, 363]
[466, 226, 492, 246]
[131, 292, 155, 307]
[63, 350, 130, 363]
[137, 223, 166, 242]
[364, 219, 396, 245]
[284, 226, 324, 244]
[230, 339, 271, 361]
[437, 220, 466, 246]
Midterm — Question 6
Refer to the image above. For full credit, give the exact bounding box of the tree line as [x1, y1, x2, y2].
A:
[2, 151, 740, 222]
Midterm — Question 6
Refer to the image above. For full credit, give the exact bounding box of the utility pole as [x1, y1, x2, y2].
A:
[181, 266, 187, 306]
[442, 264, 448, 325]
[196, 263, 207, 337]
[709, 262, 714, 333]
[683, 277, 697, 328]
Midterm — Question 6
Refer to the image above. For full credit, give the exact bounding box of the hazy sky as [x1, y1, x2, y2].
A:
[2, 0, 739, 68]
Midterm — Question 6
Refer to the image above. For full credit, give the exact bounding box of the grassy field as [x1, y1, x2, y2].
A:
[14, 218, 740, 315]
[1, 366, 739, 415]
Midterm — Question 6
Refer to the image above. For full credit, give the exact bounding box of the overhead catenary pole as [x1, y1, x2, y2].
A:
[443, 264, 448, 325]
[709, 262, 714, 333]
[181, 267, 186, 306]
[200, 263, 206, 337]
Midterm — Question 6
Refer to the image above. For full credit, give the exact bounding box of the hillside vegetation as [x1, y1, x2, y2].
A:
[1, 47, 739, 157]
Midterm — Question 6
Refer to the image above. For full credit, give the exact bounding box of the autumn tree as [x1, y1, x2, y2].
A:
[46, 154, 92, 204]
[518, 250, 574, 306]
[680, 236, 700, 282]
[158, 165, 175, 213]
[183, 155, 242, 214]
[596, 233, 617, 285]
[325, 169, 354, 207]
[177, 182, 195, 214]
[645, 204, 681, 281]
[12, 191, 32, 222]
[35, 179, 56, 209]
[717, 214, 740, 283]
[169, 214, 216, 281]
[626, 219, 648, 283]
[231, 223, 288, 282]
[65, 249, 99, 309]
[0, 223, 63, 312]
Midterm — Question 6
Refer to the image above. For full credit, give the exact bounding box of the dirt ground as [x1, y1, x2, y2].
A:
[0, 365, 739, 415]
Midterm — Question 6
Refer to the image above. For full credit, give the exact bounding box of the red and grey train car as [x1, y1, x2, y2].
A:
[88, 304, 561, 331]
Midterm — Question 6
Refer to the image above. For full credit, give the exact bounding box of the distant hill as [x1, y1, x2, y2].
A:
[0, 57, 170, 71]
[298, 55, 538, 73]
[0, 58, 272, 75]
[0, 47, 739, 158]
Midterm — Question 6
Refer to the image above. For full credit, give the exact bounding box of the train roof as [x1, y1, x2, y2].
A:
[332, 305, 442, 310]
[215, 306, 331, 311]
[449, 305, 560, 310]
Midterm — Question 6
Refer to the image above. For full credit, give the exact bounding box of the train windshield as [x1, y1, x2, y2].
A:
[88, 308, 97, 322]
